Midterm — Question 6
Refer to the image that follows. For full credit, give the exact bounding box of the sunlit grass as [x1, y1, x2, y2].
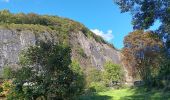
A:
[98, 88, 135, 100]
[78, 88, 170, 100]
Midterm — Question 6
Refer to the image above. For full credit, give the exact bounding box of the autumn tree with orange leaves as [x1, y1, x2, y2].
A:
[123, 30, 164, 86]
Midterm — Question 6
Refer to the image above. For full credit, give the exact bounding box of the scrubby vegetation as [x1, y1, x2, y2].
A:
[85, 62, 124, 93]
[0, 24, 56, 34]
[0, 10, 119, 100]
[0, 41, 85, 100]
[0, 10, 111, 46]
[103, 61, 124, 86]
[0, 41, 122, 99]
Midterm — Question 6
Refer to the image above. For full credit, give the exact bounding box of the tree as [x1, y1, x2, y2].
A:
[7, 41, 84, 100]
[114, 0, 170, 52]
[85, 67, 107, 92]
[103, 61, 123, 85]
[122, 30, 163, 86]
[70, 60, 85, 95]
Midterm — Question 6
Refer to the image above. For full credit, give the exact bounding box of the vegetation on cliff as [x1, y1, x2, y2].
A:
[0, 10, 122, 99]
[2, 41, 85, 99]
[0, 40, 122, 99]
[0, 10, 110, 46]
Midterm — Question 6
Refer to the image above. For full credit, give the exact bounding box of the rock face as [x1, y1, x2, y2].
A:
[72, 32, 122, 69]
[0, 29, 121, 69]
[0, 29, 56, 68]
[0, 10, 133, 84]
[0, 27, 132, 84]
[0, 29, 34, 67]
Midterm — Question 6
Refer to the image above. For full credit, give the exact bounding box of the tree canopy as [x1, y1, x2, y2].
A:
[104, 61, 123, 82]
[114, 0, 170, 52]
[6, 41, 85, 100]
[123, 30, 164, 86]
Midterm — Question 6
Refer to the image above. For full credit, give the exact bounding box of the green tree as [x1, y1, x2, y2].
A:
[103, 61, 123, 84]
[7, 41, 84, 100]
[86, 67, 102, 86]
[70, 60, 85, 95]
[114, 1, 170, 88]
[85, 67, 107, 92]
[114, 0, 170, 52]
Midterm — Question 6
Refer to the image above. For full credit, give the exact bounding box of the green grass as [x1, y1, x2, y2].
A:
[77, 88, 170, 100]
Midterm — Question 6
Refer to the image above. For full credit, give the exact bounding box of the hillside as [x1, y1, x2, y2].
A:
[0, 10, 132, 83]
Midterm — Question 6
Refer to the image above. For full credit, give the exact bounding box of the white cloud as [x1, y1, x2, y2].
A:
[91, 29, 114, 41]
[1, 0, 9, 2]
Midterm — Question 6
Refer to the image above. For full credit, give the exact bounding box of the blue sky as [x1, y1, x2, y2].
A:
[0, 0, 152, 49]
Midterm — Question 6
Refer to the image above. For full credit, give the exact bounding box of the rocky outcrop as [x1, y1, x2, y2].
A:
[0, 26, 132, 84]
[71, 31, 122, 70]
[0, 29, 35, 67]
[0, 10, 134, 84]
[0, 28, 121, 67]
[0, 28, 56, 68]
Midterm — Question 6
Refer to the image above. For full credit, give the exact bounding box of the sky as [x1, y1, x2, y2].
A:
[0, 0, 157, 49]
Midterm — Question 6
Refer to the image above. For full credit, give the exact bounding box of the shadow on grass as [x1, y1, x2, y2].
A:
[120, 87, 170, 100]
[76, 93, 112, 100]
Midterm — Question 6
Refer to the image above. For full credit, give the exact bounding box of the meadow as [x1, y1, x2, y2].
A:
[78, 87, 170, 100]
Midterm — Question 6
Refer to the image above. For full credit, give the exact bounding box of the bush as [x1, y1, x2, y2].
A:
[85, 67, 110, 93]
[70, 60, 85, 95]
[89, 82, 108, 92]
[2, 66, 15, 79]
[86, 68, 103, 87]
[103, 61, 124, 85]
[76, 48, 87, 58]
[0, 80, 13, 97]
[6, 41, 83, 99]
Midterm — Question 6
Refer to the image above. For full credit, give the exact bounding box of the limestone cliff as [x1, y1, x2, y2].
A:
[0, 26, 121, 70]
[0, 10, 132, 83]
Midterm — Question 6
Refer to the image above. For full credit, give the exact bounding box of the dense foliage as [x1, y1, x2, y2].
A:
[103, 61, 124, 85]
[114, 0, 170, 53]
[85, 68, 107, 92]
[85, 62, 124, 92]
[115, 0, 170, 89]
[122, 30, 170, 88]
[2, 42, 122, 99]
[5, 41, 84, 100]
[70, 60, 85, 95]
[2, 66, 14, 79]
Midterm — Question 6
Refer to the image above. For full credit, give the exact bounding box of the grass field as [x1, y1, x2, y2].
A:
[78, 88, 170, 100]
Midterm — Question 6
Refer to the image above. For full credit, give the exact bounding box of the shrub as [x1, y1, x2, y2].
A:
[89, 82, 108, 92]
[86, 68, 103, 87]
[2, 66, 14, 79]
[7, 41, 84, 99]
[103, 61, 124, 86]
[0, 10, 111, 46]
[0, 80, 13, 97]
[76, 48, 87, 58]
[70, 60, 85, 95]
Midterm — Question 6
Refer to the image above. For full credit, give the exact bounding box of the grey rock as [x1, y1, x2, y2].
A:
[0, 28, 133, 84]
